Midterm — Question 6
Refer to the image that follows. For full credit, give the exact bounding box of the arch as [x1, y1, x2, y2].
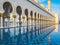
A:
[35, 12, 36, 18]
[3, 2, 12, 13]
[38, 13, 39, 18]
[16, 6, 22, 15]
[25, 9, 28, 17]
[30, 11, 33, 17]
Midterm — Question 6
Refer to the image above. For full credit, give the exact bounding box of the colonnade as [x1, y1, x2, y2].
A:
[0, 2, 56, 45]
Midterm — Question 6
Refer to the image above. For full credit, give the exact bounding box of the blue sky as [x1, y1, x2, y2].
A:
[38, 0, 60, 20]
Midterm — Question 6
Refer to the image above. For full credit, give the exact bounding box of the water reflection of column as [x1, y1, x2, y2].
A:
[45, 16, 47, 31]
[45, 16, 48, 32]
[41, 16, 43, 33]
[40, 15, 41, 33]
[27, 10, 30, 41]
[22, 16, 25, 32]
[22, 9, 25, 34]
[42, 16, 44, 33]
[22, 8, 25, 44]
[0, 13, 3, 40]
[16, 6, 22, 45]
[30, 11, 33, 40]
[36, 13, 38, 36]
[19, 16, 21, 33]
[35, 12, 36, 37]
[12, 15, 16, 37]
[38, 13, 39, 35]
[33, 12, 35, 39]
[25, 9, 28, 45]
[39, 15, 40, 34]
[43, 16, 45, 32]
[7, 16, 10, 37]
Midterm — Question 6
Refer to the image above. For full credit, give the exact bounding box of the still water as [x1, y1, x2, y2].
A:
[0, 24, 60, 45]
[50, 25, 60, 45]
[43, 24, 60, 45]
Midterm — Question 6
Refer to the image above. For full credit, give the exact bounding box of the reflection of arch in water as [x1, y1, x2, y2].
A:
[3, 2, 12, 13]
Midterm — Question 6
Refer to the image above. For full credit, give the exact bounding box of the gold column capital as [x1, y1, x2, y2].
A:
[22, 15, 25, 20]
[12, 15, 17, 19]
[0, 13, 3, 17]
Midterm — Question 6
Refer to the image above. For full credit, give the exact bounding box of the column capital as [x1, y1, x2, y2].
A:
[0, 13, 3, 17]
[12, 15, 17, 19]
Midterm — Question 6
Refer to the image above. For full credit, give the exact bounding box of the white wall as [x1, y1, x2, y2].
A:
[0, 0, 54, 18]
